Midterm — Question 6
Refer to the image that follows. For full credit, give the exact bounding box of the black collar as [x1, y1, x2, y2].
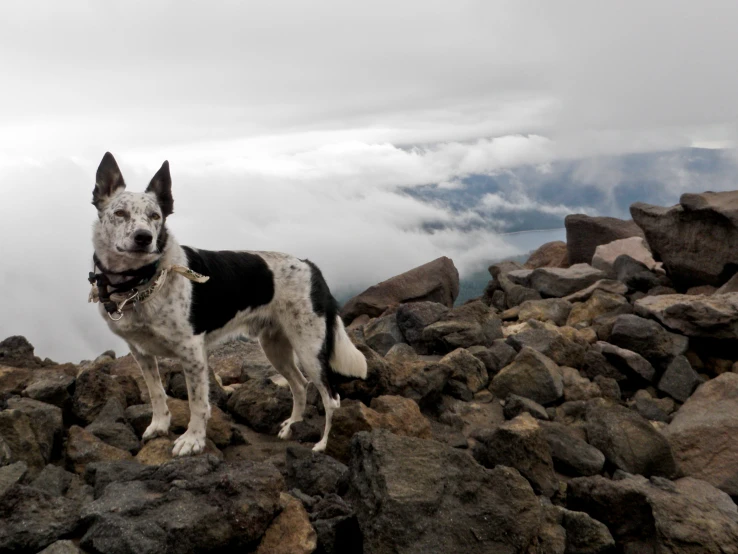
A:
[89, 254, 161, 313]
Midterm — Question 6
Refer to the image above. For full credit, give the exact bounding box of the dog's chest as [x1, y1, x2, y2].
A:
[103, 280, 192, 357]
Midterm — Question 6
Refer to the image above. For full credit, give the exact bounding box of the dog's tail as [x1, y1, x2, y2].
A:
[329, 316, 367, 379]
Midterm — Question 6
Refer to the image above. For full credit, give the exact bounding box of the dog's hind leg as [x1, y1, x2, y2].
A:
[293, 347, 340, 453]
[259, 328, 308, 440]
[172, 338, 211, 456]
[130, 346, 171, 441]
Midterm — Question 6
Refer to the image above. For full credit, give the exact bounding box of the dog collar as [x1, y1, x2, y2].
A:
[88, 256, 209, 321]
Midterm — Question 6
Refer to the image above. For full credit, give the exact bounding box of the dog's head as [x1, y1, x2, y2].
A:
[92, 152, 173, 268]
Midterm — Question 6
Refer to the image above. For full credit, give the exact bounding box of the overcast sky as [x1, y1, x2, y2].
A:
[1, 0, 737, 363]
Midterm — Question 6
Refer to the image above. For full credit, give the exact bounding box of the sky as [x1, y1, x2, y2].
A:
[1, 0, 737, 363]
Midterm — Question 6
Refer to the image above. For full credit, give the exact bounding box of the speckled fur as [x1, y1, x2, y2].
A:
[90, 153, 367, 456]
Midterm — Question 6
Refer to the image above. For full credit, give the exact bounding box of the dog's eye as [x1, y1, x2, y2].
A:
[114, 210, 127, 218]
[150, 213, 161, 221]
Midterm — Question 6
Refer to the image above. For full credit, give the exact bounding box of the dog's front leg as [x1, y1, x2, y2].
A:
[172, 339, 211, 456]
[130, 347, 171, 441]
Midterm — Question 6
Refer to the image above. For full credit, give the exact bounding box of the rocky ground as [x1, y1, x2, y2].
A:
[3, 191, 738, 553]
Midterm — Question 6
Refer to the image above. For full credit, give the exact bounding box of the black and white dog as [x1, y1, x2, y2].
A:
[89, 153, 367, 456]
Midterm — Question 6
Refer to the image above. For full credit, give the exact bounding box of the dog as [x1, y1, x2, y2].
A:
[89, 152, 367, 456]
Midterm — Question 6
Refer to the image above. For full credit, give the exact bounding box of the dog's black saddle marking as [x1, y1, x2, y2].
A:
[182, 247, 275, 335]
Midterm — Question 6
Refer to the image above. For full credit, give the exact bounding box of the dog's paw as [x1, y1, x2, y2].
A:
[142, 416, 171, 442]
[172, 430, 206, 456]
[312, 438, 328, 452]
[278, 424, 293, 440]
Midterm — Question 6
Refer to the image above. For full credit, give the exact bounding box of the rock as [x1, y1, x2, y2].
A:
[133, 436, 221, 465]
[566, 290, 631, 328]
[0, 365, 32, 395]
[6, 397, 63, 464]
[592, 236, 660, 276]
[124, 404, 153, 437]
[609, 314, 688, 368]
[167, 398, 233, 448]
[524, 240, 569, 269]
[86, 398, 141, 453]
[421, 301, 502, 353]
[29, 464, 81, 498]
[0, 408, 46, 473]
[341, 256, 459, 322]
[521, 264, 608, 298]
[73, 368, 128, 425]
[491, 347, 564, 405]
[473, 413, 558, 497]
[565, 214, 645, 265]
[285, 445, 348, 497]
[257, 492, 317, 554]
[612, 254, 663, 292]
[505, 283, 543, 309]
[664, 373, 738, 495]
[470, 340, 517, 376]
[635, 292, 738, 339]
[541, 422, 605, 477]
[208, 338, 275, 385]
[558, 507, 615, 554]
[568, 473, 738, 552]
[22, 371, 76, 411]
[380, 358, 452, 408]
[347, 430, 542, 554]
[564, 279, 628, 303]
[37, 540, 84, 553]
[226, 378, 292, 434]
[593, 375, 621, 401]
[364, 313, 404, 356]
[0, 485, 81, 553]
[80, 456, 283, 554]
[657, 355, 703, 402]
[439, 348, 488, 393]
[631, 192, 738, 288]
[326, 397, 432, 463]
[66, 425, 133, 474]
[507, 269, 534, 286]
[506, 319, 588, 368]
[585, 400, 677, 477]
[560, 366, 601, 402]
[518, 298, 572, 326]
[0, 335, 50, 368]
[503, 394, 549, 421]
[395, 301, 449, 354]
[0, 461, 27, 496]
[597, 341, 656, 382]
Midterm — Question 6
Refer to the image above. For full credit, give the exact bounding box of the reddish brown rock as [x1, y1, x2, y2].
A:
[525, 241, 569, 269]
[341, 257, 459, 323]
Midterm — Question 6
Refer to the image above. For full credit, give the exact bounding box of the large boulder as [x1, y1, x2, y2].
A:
[490, 347, 563, 405]
[395, 301, 449, 354]
[5, 397, 63, 465]
[585, 400, 677, 478]
[511, 264, 608, 298]
[591, 236, 661, 277]
[608, 314, 688, 369]
[226, 378, 292, 434]
[326, 397, 432, 463]
[664, 373, 738, 495]
[506, 319, 588, 368]
[421, 301, 502, 354]
[364, 313, 404, 356]
[568, 473, 738, 553]
[0, 335, 51, 368]
[0, 408, 46, 474]
[347, 430, 542, 554]
[341, 257, 459, 323]
[631, 192, 738, 288]
[635, 292, 738, 339]
[472, 413, 558, 497]
[80, 456, 283, 554]
[541, 422, 605, 477]
[524, 241, 569, 269]
[565, 214, 645, 265]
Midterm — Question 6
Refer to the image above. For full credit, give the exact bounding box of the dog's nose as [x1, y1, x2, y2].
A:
[134, 230, 153, 246]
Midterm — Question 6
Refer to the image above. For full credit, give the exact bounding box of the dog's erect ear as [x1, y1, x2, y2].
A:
[146, 160, 174, 217]
[93, 152, 126, 210]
